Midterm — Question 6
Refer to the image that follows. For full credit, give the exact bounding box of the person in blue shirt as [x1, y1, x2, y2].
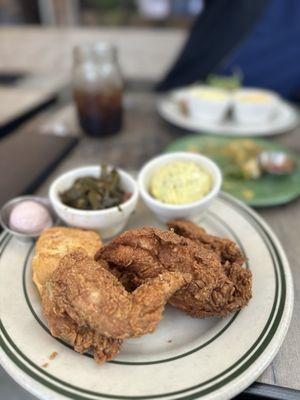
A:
[157, 0, 300, 100]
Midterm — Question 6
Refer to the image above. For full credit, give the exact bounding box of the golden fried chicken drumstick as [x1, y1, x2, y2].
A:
[42, 251, 191, 341]
[96, 227, 252, 318]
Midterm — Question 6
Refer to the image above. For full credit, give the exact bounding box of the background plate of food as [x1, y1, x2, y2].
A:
[0, 193, 293, 400]
[166, 135, 300, 207]
[157, 86, 299, 137]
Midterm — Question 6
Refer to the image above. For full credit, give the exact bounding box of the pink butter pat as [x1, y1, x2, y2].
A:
[9, 200, 53, 234]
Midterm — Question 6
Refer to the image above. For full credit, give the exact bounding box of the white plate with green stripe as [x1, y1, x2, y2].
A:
[0, 193, 293, 400]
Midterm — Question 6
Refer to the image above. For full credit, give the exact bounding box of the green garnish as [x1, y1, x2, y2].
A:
[206, 71, 242, 90]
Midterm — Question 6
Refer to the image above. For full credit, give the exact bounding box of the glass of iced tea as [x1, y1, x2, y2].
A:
[72, 43, 123, 137]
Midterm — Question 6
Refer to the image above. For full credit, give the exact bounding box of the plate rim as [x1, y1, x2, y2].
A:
[0, 193, 294, 400]
[157, 93, 299, 137]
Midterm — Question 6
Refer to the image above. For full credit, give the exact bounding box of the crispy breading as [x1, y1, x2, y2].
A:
[43, 251, 191, 340]
[42, 291, 122, 363]
[32, 227, 102, 294]
[96, 227, 252, 318]
[33, 227, 122, 363]
[167, 220, 251, 314]
[168, 220, 245, 268]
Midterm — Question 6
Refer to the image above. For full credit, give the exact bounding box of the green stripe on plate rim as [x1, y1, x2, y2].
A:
[0, 194, 287, 400]
[0, 232, 11, 253]
[21, 210, 247, 366]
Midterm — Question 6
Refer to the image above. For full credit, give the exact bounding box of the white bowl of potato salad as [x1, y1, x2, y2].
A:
[138, 152, 222, 222]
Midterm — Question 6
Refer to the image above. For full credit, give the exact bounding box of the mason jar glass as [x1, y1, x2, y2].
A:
[72, 43, 123, 137]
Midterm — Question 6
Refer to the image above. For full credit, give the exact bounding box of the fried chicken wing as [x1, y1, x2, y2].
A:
[33, 227, 121, 363]
[42, 251, 191, 340]
[168, 220, 245, 268]
[32, 227, 102, 294]
[96, 227, 252, 318]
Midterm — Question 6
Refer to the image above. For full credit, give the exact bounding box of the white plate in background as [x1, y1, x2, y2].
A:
[158, 89, 299, 136]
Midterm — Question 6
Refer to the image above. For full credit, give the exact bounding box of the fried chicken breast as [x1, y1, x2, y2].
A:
[43, 252, 191, 340]
[96, 227, 252, 318]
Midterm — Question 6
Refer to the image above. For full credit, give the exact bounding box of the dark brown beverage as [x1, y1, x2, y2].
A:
[73, 88, 123, 136]
[72, 43, 124, 137]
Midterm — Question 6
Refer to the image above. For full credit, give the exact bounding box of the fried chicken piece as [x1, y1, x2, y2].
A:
[33, 227, 120, 363]
[168, 220, 245, 268]
[42, 292, 122, 363]
[167, 220, 251, 313]
[43, 251, 191, 340]
[96, 227, 252, 318]
[32, 227, 102, 294]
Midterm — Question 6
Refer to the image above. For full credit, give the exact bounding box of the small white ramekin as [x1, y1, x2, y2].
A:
[186, 86, 231, 123]
[233, 88, 279, 124]
[138, 152, 222, 223]
[49, 165, 138, 239]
